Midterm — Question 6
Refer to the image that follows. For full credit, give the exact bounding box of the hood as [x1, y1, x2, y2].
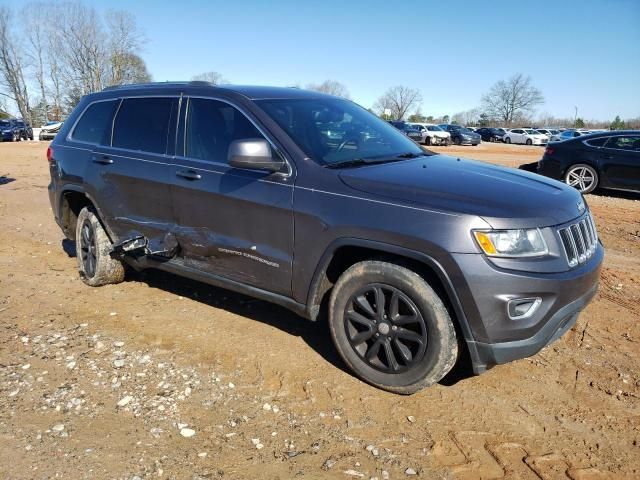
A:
[431, 131, 450, 137]
[338, 155, 585, 229]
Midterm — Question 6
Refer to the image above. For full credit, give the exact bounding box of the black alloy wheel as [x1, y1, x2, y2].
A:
[80, 219, 97, 278]
[344, 283, 428, 373]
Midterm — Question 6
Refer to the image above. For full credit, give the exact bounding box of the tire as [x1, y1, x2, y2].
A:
[328, 261, 458, 394]
[75, 207, 126, 286]
[12, 132, 19, 142]
[526, 139, 532, 145]
[564, 163, 599, 194]
[505, 137, 511, 144]
[453, 136, 461, 145]
[424, 136, 431, 146]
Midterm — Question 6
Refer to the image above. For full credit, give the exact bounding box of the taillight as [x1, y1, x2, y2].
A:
[544, 146, 555, 156]
[47, 146, 53, 163]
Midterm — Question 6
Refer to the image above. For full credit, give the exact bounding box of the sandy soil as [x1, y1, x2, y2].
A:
[1, 141, 639, 479]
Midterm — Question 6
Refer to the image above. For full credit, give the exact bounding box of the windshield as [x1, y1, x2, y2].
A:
[525, 129, 538, 135]
[257, 98, 424, 166]
[427, 125, 443, 131]
[0, 120, 9, 127]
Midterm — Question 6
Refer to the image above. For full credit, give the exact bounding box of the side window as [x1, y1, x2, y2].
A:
[585, 137, 608, 147]
[185, 98, 263, 163]
[112, 97, 174, 154]
[512, 129, 522, 134]
[604, 136, 640, 151]
[71, 100, 118, 145]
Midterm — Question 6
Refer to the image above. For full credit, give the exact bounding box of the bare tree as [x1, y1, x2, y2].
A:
[57, 3, 106, 94]
[451, 108, 480, 126]
[23, 4, 49, 122]
[0, 7, 31, 122]
[373, 86, 423, 120]
[106, 10, 147, 86]
[481, 74, 544, 125]
[192, 72, 228, 85]
[306, 80, 350, 99]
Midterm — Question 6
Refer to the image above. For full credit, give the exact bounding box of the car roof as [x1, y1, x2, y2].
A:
[98, 81, 335, 100]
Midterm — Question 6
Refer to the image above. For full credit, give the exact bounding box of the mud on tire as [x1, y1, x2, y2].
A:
[328, 260, 458, 394]
[75, 207, 125, 287]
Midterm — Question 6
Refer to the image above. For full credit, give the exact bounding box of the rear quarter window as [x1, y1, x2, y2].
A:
[584, 137, 608, 147]
[71, 100, 118, 145]
[112, 97, 174, 154]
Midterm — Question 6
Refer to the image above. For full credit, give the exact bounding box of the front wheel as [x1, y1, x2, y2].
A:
[453, 136, 461, 145]
[424, 136, 431, 146]
[75, 207, 126, 286]
[329, 261, 458, 394]
[526, 139, 532, 145]
[564, 164, 599, 194]
[505, 137, 511, 144]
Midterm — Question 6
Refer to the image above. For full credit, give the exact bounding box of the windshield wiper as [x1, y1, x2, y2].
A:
[324, 159, 370, 169]
[324, 152, 428, 169]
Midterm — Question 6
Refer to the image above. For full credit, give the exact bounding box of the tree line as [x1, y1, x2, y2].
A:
[0, 3, 150, 126]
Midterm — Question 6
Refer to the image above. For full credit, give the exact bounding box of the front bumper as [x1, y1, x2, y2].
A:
[450, 244, 603, 373]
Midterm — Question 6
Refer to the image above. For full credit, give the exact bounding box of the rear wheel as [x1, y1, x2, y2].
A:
[75, 207, 126, 286]
[564, 164, 599, 194]
[12, 132, 19, 142]
[329, 261, 458, 394]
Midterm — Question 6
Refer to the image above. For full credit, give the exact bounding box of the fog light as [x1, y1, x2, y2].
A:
[507, 297, 542, 320]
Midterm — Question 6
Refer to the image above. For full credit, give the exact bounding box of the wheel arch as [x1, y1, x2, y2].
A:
[58, 186, 115, 241]
[304, 239, 476, 349]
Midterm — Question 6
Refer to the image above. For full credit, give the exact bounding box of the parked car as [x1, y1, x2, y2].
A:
[504, 128, 548, 145]
[538, 130, 640, 194]
[388, 121, 423, 142]
[409, 123, 451, 146]
[535, 128, 559, 138]
[47, 82, 603, 394]
[475, 127, 505, 143]
[39, 121, 63, 140]
[438, 124, 481, 145]
[0, 118, 33, 141]
[550, 129, 587, 142]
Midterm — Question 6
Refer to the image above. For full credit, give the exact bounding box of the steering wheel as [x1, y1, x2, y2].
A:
[337, 136, 360, 152]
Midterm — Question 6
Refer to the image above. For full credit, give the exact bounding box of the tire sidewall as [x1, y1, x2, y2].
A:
[329, 262, 457, 393]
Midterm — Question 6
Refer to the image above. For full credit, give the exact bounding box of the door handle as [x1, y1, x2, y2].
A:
[92, 155, 113, 165]
[176, 169, 202, 181]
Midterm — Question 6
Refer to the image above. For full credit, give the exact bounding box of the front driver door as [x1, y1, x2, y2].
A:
[600, 135, 640, 190]
[170, 97, 294, 296]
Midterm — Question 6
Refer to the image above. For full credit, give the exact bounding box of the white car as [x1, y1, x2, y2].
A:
[504, 128, 548, 145]
[410, 123, 451, 146]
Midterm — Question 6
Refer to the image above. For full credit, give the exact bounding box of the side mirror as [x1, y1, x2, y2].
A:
[228, 138, 285, 173]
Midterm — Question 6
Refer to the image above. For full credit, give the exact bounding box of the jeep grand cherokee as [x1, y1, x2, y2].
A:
[48, 82, 603, 394]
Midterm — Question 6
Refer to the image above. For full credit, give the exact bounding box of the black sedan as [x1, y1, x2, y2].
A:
[476, 127, 505, 142]
[388, 121, 423, 143]
[537, 130, 640, 194]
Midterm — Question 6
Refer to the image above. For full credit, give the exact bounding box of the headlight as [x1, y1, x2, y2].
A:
[473, 229, 548, 257]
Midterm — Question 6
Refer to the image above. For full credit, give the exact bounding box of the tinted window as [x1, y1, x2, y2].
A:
[186, 98, 263, 163]
[512, 129, 523, 134]
[112, 97, 174, 154]
[585, 137, 608, 147]
[72, 100, 118, 144]
[604, 136, 640, 151]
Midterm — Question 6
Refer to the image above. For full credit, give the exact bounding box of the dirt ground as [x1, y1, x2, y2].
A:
[1, 141, 639, 480]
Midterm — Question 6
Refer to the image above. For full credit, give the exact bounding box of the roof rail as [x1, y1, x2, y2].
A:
[102, 81, 217, 91]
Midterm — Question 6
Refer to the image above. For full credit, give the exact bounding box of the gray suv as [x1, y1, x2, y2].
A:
[47, 82, 603, 394]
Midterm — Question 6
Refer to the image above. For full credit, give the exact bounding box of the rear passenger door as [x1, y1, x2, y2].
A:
[170, 97, 294, 296]
[84, 96, 179, 251]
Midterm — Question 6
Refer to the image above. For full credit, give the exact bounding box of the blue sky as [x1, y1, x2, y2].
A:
[86, 0, 639, 120]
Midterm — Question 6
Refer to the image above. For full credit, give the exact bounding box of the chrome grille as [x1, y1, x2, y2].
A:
[558, 213, 598, 268]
